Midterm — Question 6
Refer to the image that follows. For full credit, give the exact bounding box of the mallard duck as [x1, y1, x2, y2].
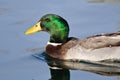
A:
[25, 14, 120, 61]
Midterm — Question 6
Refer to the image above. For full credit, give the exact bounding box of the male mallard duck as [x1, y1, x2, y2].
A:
[25, 14, 120, 61]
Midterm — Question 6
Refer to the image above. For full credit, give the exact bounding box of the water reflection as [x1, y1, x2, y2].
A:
[88, 0, 120, 3]
[33, 52, 120, 79]
[0, 8, 10, 15]
[49, 68, 70, 80]
[47, 58, 120, 76]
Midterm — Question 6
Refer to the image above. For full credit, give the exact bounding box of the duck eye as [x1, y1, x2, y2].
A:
[45, 18, 50, 22]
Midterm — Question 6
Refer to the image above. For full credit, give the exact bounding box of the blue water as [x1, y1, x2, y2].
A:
[0, 0, 120, 80]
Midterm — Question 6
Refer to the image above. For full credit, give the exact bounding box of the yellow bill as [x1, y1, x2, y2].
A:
[25, 21, 42, 35]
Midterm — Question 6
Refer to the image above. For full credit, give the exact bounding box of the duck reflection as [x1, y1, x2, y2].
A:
[33, 52, 120, 80]
[49, 68, 70, 80]
[47, 56, 120, 76]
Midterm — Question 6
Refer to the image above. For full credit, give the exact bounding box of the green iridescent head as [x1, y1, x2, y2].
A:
[25, 14, 69, 43]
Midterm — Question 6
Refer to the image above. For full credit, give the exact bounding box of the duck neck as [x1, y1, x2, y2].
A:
[49, 28, 69, 43]
[49, 31, 69, 43]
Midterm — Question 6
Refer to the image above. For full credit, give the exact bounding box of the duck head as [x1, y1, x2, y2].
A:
[25, 14, 69, 43]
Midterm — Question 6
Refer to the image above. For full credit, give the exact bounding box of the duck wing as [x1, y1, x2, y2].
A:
[80, 32, 120, 49]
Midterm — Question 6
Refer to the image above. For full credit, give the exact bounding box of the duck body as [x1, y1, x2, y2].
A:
[25, 14, 120, 62]
[46, 33, 120, 61]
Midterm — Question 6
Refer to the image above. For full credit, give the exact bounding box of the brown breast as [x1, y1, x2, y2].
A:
[46, 37, 79, 59]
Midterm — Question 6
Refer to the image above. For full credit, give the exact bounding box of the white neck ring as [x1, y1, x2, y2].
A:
[47, 41, 62, 46]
